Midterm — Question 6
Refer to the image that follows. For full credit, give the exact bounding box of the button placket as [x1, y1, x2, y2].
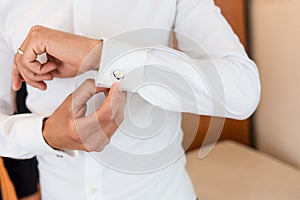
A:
[56, 154, 63, 158]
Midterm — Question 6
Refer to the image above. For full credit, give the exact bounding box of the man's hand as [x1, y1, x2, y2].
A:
[13, 25, 102, 91]
[42, 79, 126, 152]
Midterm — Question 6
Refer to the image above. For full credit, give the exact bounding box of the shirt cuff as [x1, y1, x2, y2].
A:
[14, 115, 72, 157]
[97, 38, 148, 92]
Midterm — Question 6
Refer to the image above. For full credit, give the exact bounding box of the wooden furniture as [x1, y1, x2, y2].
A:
[215, 0, 247, 48]
[0, 158, 17, 200]
[186, 141, 300, 200]
[182, 0, 251, 151]
[186, 3, 300, 199]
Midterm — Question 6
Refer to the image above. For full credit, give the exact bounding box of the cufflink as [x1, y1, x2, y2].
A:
[113, 70, 125, 80]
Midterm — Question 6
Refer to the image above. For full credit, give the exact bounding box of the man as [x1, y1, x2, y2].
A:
[0, 1, 260, 199]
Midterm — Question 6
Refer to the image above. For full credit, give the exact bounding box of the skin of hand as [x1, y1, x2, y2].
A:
[42, 79, 126, 152]
[12, 25, 103, 91]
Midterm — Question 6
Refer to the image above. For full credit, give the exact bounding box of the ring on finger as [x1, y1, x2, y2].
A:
[17, 48, 24, 55]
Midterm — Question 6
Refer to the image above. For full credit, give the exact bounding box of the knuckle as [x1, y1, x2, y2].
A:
[94, 138, 110, 152]
[104, 137, 111, 145]
[85, 142, 100, 152]
[95, 145, 105, 152]
[82, 146, 91, 152]
[29, 25, 42, 35]
[95, 139, 110, 152]
[84, 144, 94, 152]
[28, 25, 44, 41]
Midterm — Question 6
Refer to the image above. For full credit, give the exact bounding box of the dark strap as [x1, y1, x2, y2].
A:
[16, 82, 30, 114]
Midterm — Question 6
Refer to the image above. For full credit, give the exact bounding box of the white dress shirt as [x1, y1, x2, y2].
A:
[0, 0, 261, 200]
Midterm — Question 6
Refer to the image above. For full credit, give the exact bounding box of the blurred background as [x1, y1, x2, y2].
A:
[184, 0, 300, 199]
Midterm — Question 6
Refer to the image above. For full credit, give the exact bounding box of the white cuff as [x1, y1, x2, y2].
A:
[97, 38, 148, 92]
[14, 115, 71, 157]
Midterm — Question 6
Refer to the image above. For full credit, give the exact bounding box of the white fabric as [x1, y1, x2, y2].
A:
[0, 0, 260, 200]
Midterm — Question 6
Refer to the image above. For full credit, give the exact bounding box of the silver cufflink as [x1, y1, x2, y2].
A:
[113, 70, 125, 80]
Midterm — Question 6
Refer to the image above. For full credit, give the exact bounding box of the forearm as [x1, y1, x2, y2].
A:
[96, 42, 260, 119]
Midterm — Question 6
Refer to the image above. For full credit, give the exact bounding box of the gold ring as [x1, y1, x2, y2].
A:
[17, 48, 24, 55]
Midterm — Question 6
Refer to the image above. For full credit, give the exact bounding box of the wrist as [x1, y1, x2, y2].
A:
[81, 38, 103, 72]
[42, 118, 56, 150]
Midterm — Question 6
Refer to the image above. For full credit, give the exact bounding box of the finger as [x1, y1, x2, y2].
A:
[18, 30, 30, 53]
[108, 84, 126, 127]
[80, 129, 110, 152]
[24, 79, 47, 91]
[95, 83, 125, 125]
[50, 62, 81, 78]
[85, 84, 118, 130]
[74, 117, 110, 152]
[17, 27, 49, 80]
[14, 34, 49, 90]
[24, 61, 57, 75]
[72, 79, 108, 111]
[14, 55, 41, 81]
[74, 104, 87, 119]
[11, 64, 24, 91]
[112, 89, 126, 126]
[76, 84, 123, 148]
[109, 83, 126, 113]
[21, 31, 44, 64]
[42, 61, 58, 72]
[18, 50, 52, 81]
[17, 65, 47, 90]
[97, 118, 119, 140]
[20, 66, 54, 82]
[100, 83, 122, 111]
[16, 31, 37, 68]
[47, 55, 63, 66]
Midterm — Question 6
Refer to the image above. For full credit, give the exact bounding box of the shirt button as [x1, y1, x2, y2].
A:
[90, 188, 98, 194]
[56, 154, 63, 158]
[113, 70, 125, 80]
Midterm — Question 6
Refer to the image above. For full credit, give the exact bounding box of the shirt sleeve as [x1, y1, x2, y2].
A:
[0, 32, 66, 159]
[96, 0, 261, 120]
